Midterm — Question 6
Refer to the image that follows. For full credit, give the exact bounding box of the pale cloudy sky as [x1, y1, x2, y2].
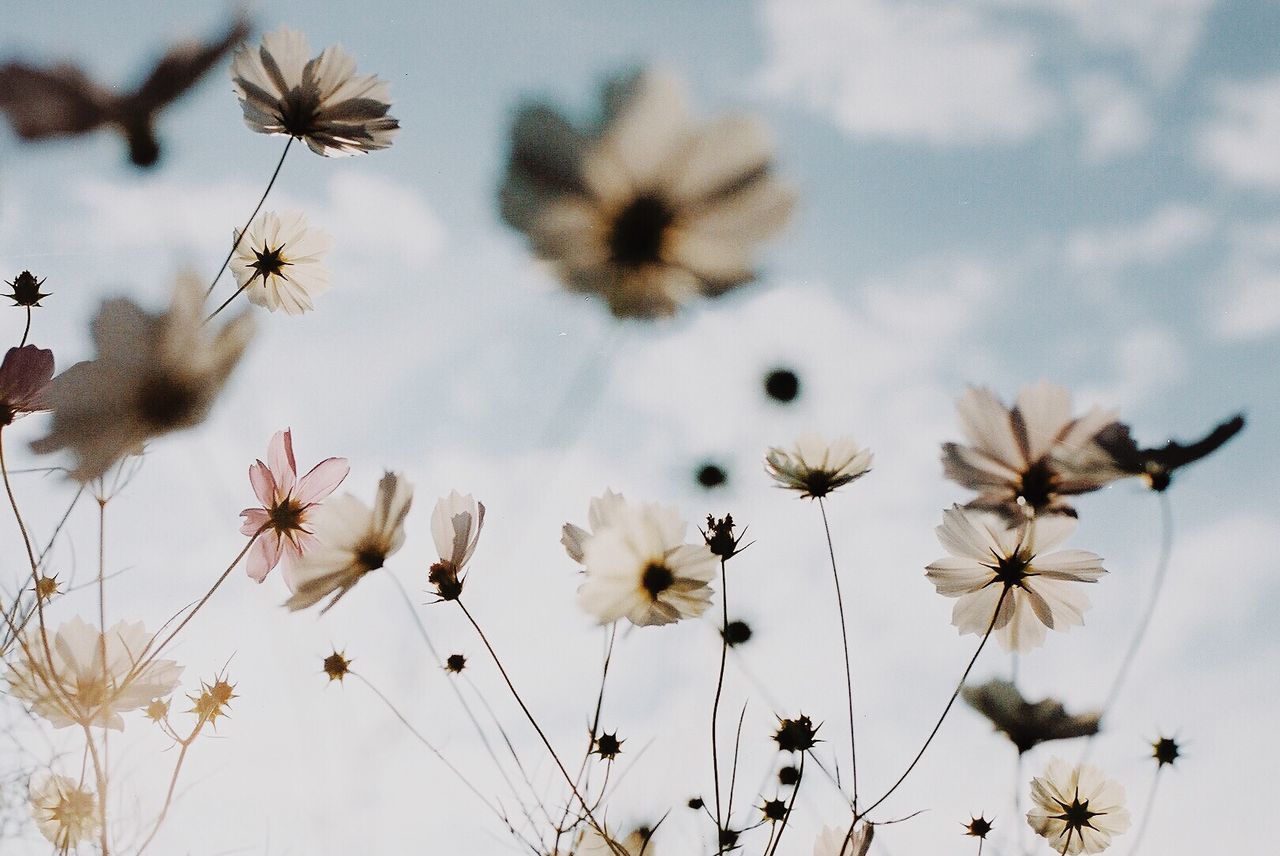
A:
[0, 1, 1277, 854]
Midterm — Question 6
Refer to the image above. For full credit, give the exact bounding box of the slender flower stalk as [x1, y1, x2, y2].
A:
[710, 555, 729, 852]
[205, 137, 293, 300]
[819, 495, 859, 811]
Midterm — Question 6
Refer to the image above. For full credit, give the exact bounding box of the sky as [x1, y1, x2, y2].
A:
[1, 0, 1277, 853]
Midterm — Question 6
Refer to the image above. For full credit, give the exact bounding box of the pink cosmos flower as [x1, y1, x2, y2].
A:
[0, 344, 54, 425]
[239, 429, 348, 582]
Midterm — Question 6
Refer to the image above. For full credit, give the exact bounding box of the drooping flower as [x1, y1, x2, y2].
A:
[284, 471, 412, 612]
[426, 490, 485, 601]
[0, 344, 53, 425]
[577, 500, 716, 626]
[29, 772, 99, 853]
[562, 489, 628, 564]
[1027, 758, 1130, 855]
[942, 382, 1119, 520]
[229, 210, 333, 315]
[573, 826, 655, 856]
[765, 434, 873, 499]
[962, 678, 1101, 754]
[240, 428, 349, 582]
[499, 68, 795, 319]
[30, 271, 254, 481]
[813, 822, 873, 856]
[231, 27, 399, 156]
[5, 616, 183, 730]
[925, 506, 1106, 653]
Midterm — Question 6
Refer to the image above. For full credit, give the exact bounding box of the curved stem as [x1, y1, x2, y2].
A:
[763, 752, 804, 856]
[818, 496, 859, 810]
[204, 137, 293, 300]
[859, 586, 1009, 820]
[19, 305, 31, 347]
[711, 557, 729, 850]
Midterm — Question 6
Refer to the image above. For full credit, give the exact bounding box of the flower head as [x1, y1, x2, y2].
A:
[231, 27, 398, 156]
[942, 383, 1119, 520]
[30, 271, 254, 481]
[576, 499, 716, 626]
[0, 344, 53, 425]
[813, 822, 873, 856]
[965, 815, 994, 839]
[562, 489, 627, 564]
[240, 428, 349, 582]
[284, 471, 412, 612]
[188, 675, 237, 727]
[230, 210, 333, 315]
[593, 731, 624, 760]
[500, 68, 795, 319]
[427, 490, 485, 601]
[1027, 758, 1130, 854]
[962, 678, 1101, 754]
[774, 714, 820, 753]
[925, 506, 1106, 652]
[29, 772, 98, 853]
[444, 653, 466, 674]
[765, 434, 872, 499]
[6, 270, 50, 307]
[323, 650, 352, 682]
[6, 616, 182, 730]
[1151, 736, 1181, 768]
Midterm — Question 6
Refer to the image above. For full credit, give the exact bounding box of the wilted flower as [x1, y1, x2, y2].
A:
[30, 271, 254, 481]
[0, 345, 53, 425]
[573, 827, 655, 856]
[577, 500, 716, 626]
[231, 27, 399, 156]
[765, 434, 873, 499]
[5, 270, 50, 307]
[1027, 758, 1130, 855]
[34, 574, 60, 601]
[942, 383, 1118, 520]
[962, 678, 1101, 754]
[144, 697, 171, 722]
[6, 616, 182, 730]
[427, 490, 485, 601]
[240, 428, 349, 582]
[500, 68, 795, 319]
[1059, 414, 1245, 493]
[229, 210, 333, 315]
[562, 489, 628, 564]
[925, 506, 1106, 653]
[29, 772, 99, 852]
[285, 471, 412, 612]
[813, 822, 873, 856]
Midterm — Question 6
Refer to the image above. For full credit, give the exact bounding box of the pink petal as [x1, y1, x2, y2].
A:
[249, 460, 276, 507]
[294, 457, 350, 505]
[0, 345, 55, 410]
[240, 507, 270, 535]
[267, 429, 297, 497]
[246, 534, 284, 583]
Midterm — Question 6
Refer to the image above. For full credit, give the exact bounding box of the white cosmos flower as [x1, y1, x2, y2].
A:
[30, 271, 254, 481]
[562, 488, 628, 564]
[941, 382, 1119, 520]
[813, 822, 873, 856]
[230, 210, 332, 315]
[427, 490, 485, 600]
[925, 506, 1106, 653]
[231, 27, 398, 156]
[765, 434, 873, 499]
[29, 772, 99, 852]
[578, 500, 716, 627]
[5, 616, 182, 730]
[1027, 758, 1130, 854]
[285, 471, 412, 613]
[500, 68, 795, 319]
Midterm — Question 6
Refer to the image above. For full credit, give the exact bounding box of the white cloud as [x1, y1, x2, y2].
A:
[1070, 72, 1155, 162]
[1078, 323, 1188, 408]
[1197, 76, 1280, 189]
[1065, 204, 1216, 271]
[1211, 220, 1280, 340]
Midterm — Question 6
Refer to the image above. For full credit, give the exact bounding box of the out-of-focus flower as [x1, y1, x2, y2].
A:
[499, 68, 795, 319]
[965, 815, 993, 840]
[1058, 414, 1245, 493]
[577, 500, 716, 626]
[285, 471, 412, 612]
[231, 27, 398, 156]
[942, 383, 1118, 520]
[1151, 736, 1181, 768]
[30, 271, 254, 481]
[5, 270, 51, 307]
[562, 489, 627, 564]
[593, 731, 624, 760]
[962, 678, 1101, 754]
[323, 650, 352, 683]
[813, 822, 873, 856]
[144, 697, 171, 722]
[6, 616, 182, 730]
[427, 490, 485, 601]
[925, 506, 1106, 653]
[240, 428, 349, 582]
[187, 676, 237, 728]
[1027, 758, 1130, 855]
[573, 826, 655, 855]
[765, 434, 872, 499]
[229, 211, 333, 315]
[774, 714, 820, 753]
[29, 772, 99, 853]
[0, 345, 53, 425]
[444, 653, 466, 674]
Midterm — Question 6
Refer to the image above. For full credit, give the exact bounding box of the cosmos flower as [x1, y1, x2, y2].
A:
[962, 678, 1101, 754]
[231, 27, 399, 156]
[577, 500, 716, 626]
[925, 506, 1106, 653]
[573, 826, 655, 855]
[1027, 758, 1130, 855]
[765, 434, 873, 499]
[240, 429, 349, 582]
[499, 68, 795, 319]
[562, 489, 628, 564]
[29, 772, 99, 853]
[1057, 414, 1245, 494]
[813, 822, 873, 856]
[30, 271, 254, 481]
[427, 490, 485, 600]
[941, 382, 1118, 520]
[284, 471, 412, 612]
[229, 210, 333, 315]
[6, 616, 183, 730]
[0, 344, 53, 425]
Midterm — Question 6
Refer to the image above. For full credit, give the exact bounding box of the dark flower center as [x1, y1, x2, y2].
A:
[641, 562, 675, 600]
[251, 244, 289, 281]
[1018, 459, 1057, 510]
[803, 471, 835, 498]
[137, 375, 198, 430]
[1053, 793, 1101, 835]
[992, 553, 1030, 588]
[609, 194, 674, 267]
[279, 88, 319, 137]
[429, 560, 464, 601]
[355, 545, 386, 573]
[268, 499, 305, 533]
[0, 403, 14, 426]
